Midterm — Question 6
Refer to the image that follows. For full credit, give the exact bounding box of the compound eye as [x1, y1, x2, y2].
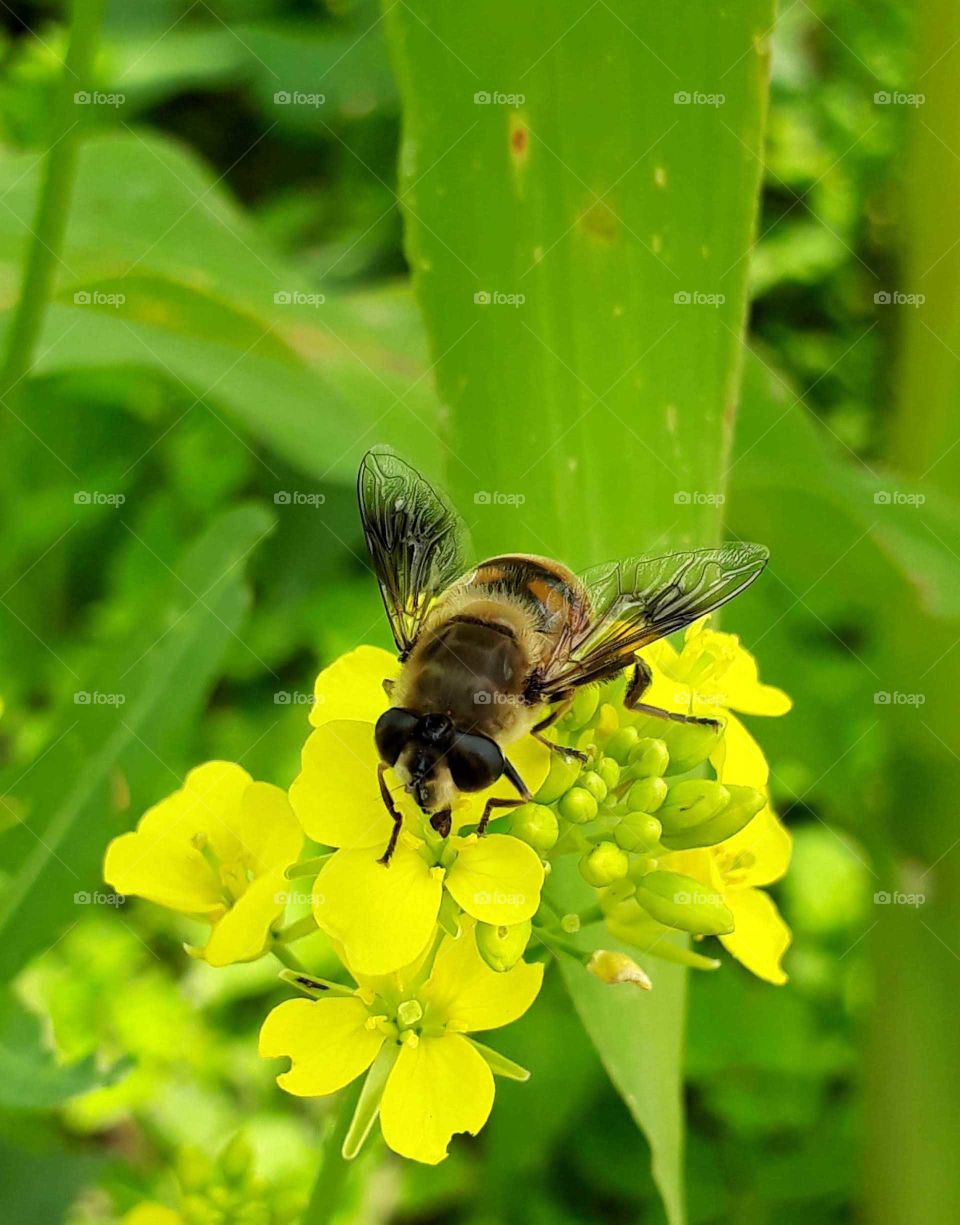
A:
[447, 733, 505, 792]
[374, 708, 419, 766]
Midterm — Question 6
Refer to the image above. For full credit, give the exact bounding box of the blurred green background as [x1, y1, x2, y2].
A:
[1, 1, 958, 1222]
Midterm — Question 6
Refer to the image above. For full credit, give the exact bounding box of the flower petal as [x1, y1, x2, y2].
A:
[239, 781, 302, 875]
[720, 645, 792, 717]
[103, 830, 221, 916]
[720, 886, 791, 985]
[422, 923, 543, 1033]
[290, 720, 406, 849]
[141, 761, 252, 865]
[203, 869, 288, 966]
[718, 806, 792, 888]
[309, 645, 399, 728]
[313, 842, 443, 975]
[259, 996, 382, 1096]
[445, 835, 543, 924]
[379, 1033, 494, 1164]
[711, 712, 769, 787]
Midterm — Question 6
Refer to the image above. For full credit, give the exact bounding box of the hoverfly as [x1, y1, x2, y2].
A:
[359, 448, 768, 865]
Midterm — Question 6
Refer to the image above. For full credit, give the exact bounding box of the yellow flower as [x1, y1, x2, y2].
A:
[259, 920, 542, 1164]
[104, 762, 302, 966]
[122, 1207, 182, 1225]
[663, 806, 792, 984]
[642, 617, 791, 786]
[290, 647, 549, 975]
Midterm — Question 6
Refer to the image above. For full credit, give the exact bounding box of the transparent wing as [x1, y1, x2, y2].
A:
[537, 543, 769, 697]
[357, 447, 468, 658]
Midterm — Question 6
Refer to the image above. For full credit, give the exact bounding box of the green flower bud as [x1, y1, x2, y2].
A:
[660, 784, 765, 850]
[219, 1132, 253, 1184]
[476, 919, 532, 971]
[579, 770, 608, 803]
[614, 812, 663, 852]
[181, 1195, 221, 1225]
[558, 786, 599, 824]
[604, 725, 640, 763]
[579, 841, 630, 886]
[178, 1147, 215, 1193]
[657, 779, 729, 834]
[626, 737, 670, 778]
[509, 802, 560, 852]
[598, 670, 629, 707]
[661, 720, 724, 772]
[634, 870, 734, 934]
[535, 749, 583, 804]
[628, 853, 659, 879]
[596, 756, 621, 790]
[626, 776, 668, 814]
[565, 686, 600, 729]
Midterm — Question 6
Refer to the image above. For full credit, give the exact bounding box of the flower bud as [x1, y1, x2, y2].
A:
[579, 770, 608, 803]
[565, 686, 600, 729]
[587, 949, 652, 989]
[614, 812, 662, 852]
[535, 750, 582, 804]
[634, 870, 734, 935]
[657, 779, 729, 834]
[660, 784, 765, 850]
[598, 670, 629, 707]
[579, 841, 630, 886]
[178, 1146, 215, 1192]
[626, 737, 670, 778]
[628, 853, 659, 879]
[604, 725, 640, 763]
[476, 919, 532, 971]
[661, 720, 723, 771]
[625, 776, 668, 814]
[558, 786, 599, 824]
[596, 756, 621, 790]
[509, 802, 560, 852]
[219, 1132, 253, 1184]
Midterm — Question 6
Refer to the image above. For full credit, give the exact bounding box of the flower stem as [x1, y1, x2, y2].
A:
[271, 944, 309, 974]
[0, 0, 105, 403]
[302, 1081, 362, 1225]
[273, 914, 319, 944]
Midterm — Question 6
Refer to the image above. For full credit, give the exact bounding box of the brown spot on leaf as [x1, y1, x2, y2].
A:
[578, 200, 618, 243]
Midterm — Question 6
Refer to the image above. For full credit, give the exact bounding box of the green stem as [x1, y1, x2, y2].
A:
[0, 0, 105, 402]
[273, 914, 319, 944]
[302, 1081, 362, 1225]
[271, 944, 308, 974]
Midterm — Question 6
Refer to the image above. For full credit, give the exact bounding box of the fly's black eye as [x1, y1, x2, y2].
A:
[374, 708, 419, 766]
[447, 733, 505, 792]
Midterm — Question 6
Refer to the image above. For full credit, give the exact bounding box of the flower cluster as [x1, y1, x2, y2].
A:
[104, 620, 791, 1164]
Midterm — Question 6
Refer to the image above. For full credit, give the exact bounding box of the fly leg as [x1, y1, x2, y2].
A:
[530, 701, 588, 763]
[376, 762, 404, 865]
[624, 660, 721, 730]
[477, 758, 531, 836]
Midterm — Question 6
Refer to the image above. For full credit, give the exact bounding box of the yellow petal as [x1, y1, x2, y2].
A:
[711, 711, 769, 787]
[445, 835, 544, 925]
[122, 1206, 183, 1225]
[313, 842, 442, 975]
[103, 829, 221, 916]
[422, 923, 543, 1033]
[259, 996, 382, 1096]
[379, 1033, 494, 1164]
[239, 781, 302, 875]
[309, 645, 400, 728]
[717, 806, 791, 888]
[451, 735, 551, 834]
[203, 869, 288, 966]
[720, 886, 791, 985]
[720, 645, 792, 717]
[139, 761, 251, 866]
[290, 720, 409, 849]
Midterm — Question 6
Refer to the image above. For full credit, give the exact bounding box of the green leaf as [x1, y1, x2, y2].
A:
[0, 990, 126, 1109]
[0, 505, 273, 982]
[0, 133, 442, 482]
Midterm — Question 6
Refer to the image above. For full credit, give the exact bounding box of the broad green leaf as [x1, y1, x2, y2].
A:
[385, 6, 775, 1221]
[0, 505, 272, 982]
[0, 133, 441, 482]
